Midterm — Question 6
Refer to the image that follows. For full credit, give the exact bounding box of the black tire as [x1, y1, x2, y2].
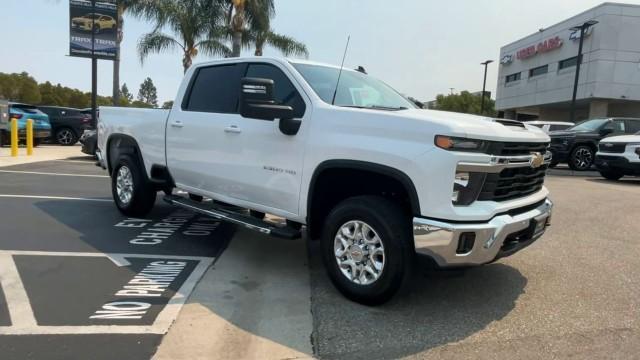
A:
[249, 210, 265, 219]
[321, 196, 413, 305]
[0, 131, 7, 147]
[111, 155, 157, 217]
[568, 145, 595, 171]
[55, 127, 78, 146]
[188, 193, 204, 202]
[599, 170, 623, 181]
[33, 139, 41, 147]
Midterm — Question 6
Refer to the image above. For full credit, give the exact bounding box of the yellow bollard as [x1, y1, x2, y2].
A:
[26, 119, 33, 156]
[10, 118, 18, 157]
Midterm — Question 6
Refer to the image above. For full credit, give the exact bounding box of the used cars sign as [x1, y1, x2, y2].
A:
[69, 0, 118, 60]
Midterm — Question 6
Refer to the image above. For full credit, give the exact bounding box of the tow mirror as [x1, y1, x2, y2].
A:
[239, 77, 301, 135]
[239, 78, 293, 121]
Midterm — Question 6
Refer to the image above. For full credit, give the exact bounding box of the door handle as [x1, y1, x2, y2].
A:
[224, 125, 241, 134]
[171, 120, 184, 128]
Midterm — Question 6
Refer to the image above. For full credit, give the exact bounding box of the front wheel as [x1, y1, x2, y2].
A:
[111, 155, 157, 217]
[569, 145, 594, 171]
[321, 196, 413, 305]
[599, 170, 623, 181]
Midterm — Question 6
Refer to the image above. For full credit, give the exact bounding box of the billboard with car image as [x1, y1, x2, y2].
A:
[69, 0, 118, 59]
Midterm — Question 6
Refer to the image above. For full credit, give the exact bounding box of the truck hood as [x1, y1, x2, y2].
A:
[396, 109, 550, 143]
[599, 134, 640, 143]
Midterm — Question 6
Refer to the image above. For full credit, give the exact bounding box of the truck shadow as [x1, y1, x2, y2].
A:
[586, 178, 640, 186]
[308, 240, 527, 360]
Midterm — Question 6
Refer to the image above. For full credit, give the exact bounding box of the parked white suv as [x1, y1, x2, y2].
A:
[595, 131, 640, 180]
[97, 57, 553, 304]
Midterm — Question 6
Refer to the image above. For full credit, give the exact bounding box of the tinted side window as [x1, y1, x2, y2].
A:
[625, 120, 640, 133]
[549, 124, 570, 131]
[246, 64, 306, 118]
[603, 120, 625, 133]
[186, 64, 244, 113]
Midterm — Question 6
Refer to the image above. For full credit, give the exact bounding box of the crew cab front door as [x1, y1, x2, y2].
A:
[166, 61, 309, 217]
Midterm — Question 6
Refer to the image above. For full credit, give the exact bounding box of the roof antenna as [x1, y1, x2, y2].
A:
[331, 36, 351, 105]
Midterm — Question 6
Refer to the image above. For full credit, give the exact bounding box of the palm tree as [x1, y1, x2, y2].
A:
[137, 0, 231, 73]
[227, 0, 308, 58]
[113, 0, 148, 105]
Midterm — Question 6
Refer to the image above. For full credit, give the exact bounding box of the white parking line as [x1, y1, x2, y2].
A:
[0, 250, 214, 335]
[0, 194, 112, 202]
[0, 252, 38, 328]
[0, 170, 108, 178]
[51, 159, 95, 164]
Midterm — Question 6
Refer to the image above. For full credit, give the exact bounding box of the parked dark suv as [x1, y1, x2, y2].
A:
[549, 118, 640, 170]
[38, 106, 93, 145]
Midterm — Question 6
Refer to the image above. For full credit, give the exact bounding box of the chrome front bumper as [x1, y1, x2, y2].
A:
[413, 198, 553, 267]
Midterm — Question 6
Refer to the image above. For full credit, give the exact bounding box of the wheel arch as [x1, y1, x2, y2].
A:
[306, 160, 420, 239]
[105, 134, 147, 178]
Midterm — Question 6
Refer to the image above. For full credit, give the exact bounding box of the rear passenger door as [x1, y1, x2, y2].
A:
[166, 63, 247, 194]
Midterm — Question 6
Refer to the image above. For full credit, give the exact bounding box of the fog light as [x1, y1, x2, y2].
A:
[456, 232, 476, 254]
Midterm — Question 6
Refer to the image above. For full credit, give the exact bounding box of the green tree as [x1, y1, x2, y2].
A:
[226, 0, 308, 58]
[137, 0, 231, 73]
[162, 100, 174, 109]
[137, 77, 158, 108]
[118, 83, 133, 106]
[434, 91, 496, 116]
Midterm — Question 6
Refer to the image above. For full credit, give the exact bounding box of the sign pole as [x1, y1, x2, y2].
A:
[91, 0, 98, 126]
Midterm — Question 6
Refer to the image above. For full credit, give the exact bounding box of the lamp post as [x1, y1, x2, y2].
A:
[480, 60, 494, 115]
[569, 20, 598, 123]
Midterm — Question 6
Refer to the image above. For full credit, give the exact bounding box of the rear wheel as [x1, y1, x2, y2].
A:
[321, 196, 413, 305]
[599, 170, 623, 181]
[56, 128, 78, 146]
[111, 155, 157, 217]
[569, 145, 594, 171]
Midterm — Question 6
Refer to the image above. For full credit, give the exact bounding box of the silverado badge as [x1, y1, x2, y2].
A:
[530, 152, 544, 168]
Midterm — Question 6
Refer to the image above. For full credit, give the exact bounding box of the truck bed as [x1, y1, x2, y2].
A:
[98, 106, 170, 176]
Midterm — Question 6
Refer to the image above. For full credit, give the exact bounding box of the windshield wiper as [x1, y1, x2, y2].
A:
[340, 105, 408, 111]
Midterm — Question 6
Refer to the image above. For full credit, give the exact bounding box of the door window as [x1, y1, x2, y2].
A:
[245, 63, 306, 118]
[549, 124, 571, 131]
[184, 64, 245, 113]
[624, 120, 640, 133]
[603, 120, 625, 133]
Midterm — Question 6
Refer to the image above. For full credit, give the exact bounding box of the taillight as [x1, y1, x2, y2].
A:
[10, 114, 22, 120]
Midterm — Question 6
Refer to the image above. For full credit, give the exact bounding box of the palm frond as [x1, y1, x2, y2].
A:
[264, 31, 309, 58]
[196, 38, 233, 58]
[137, 31, 183, 64]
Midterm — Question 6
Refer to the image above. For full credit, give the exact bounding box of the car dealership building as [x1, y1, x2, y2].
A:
[496, 2, 640, 122]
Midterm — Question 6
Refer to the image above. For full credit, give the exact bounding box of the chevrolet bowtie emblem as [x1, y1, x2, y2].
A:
[530, 152, 544, 168]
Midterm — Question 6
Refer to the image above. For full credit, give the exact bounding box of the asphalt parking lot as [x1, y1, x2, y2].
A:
[0, 156, 639, 359]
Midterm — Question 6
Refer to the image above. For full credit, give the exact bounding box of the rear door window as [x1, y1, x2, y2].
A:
[549, 124, 571, 131]
[624, 120, 640, 133]
[185, 64, 245, 114]
[245, 63, 306, 118]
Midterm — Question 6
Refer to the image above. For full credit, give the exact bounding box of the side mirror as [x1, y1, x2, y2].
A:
[239, 77, 293, 121]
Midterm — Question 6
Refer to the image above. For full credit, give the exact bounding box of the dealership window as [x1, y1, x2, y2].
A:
[558, 56, 580, 70]
[529, 65, 548, 78]
[505, 72, 521, 84]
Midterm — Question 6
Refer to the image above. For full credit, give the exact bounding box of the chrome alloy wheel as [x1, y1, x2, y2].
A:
[57, 129, 74, 145]
[115, 166, 134, 205]
[334, 220, 385, 285]
[573, 148, 593, 170]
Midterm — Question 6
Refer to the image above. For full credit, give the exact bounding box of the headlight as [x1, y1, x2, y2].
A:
[452, 171, 486, 205]
[435, 135, 488, 152]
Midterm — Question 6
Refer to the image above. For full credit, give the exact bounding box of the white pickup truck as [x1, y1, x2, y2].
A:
[98, 57, 553, 304]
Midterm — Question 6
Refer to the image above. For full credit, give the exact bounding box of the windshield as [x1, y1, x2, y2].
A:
[292, 63, 415, 110]
[569, 118, 609, 131]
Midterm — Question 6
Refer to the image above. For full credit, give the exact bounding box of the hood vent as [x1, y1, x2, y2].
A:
[493, 119, 525, 128]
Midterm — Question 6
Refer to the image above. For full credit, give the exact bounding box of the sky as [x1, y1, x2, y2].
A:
[3, 0, 639, 104]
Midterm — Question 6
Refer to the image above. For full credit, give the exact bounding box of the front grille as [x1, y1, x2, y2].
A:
[598, 143, 626, 153]
[478, 164, 548, 202]
[487, 142, 549, 156]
